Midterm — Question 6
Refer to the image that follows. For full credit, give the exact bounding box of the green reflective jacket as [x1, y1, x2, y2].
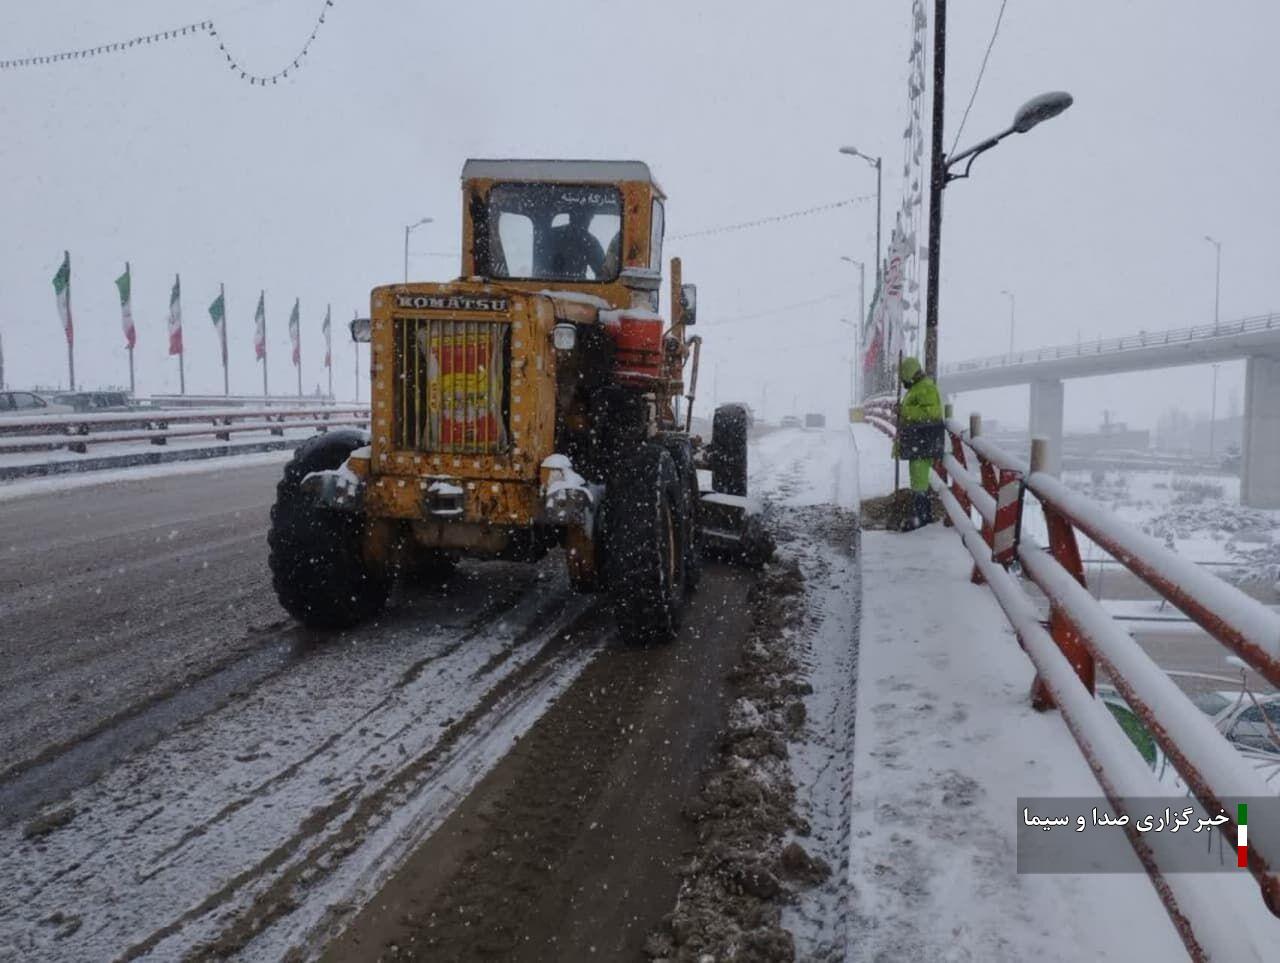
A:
[900, 375, 943, 424]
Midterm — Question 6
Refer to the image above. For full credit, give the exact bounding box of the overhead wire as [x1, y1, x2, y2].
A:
[949, 0, 1010, 155]
[668, 196, 872, 240]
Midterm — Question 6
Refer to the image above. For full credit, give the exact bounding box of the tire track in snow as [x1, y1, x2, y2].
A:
[0, 565, 602, 962]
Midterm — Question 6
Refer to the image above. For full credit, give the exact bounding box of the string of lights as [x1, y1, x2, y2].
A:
[669, 196, 872, 240]
[0, 0, 339, 86]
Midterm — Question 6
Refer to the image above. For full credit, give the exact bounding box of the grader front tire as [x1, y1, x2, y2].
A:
[267, 431, 390, 630]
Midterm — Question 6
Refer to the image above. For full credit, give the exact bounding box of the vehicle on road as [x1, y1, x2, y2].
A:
[804, 412, 826, 428]
[272, 159, 769, 641]
[49, 390, 134, 413]
[0, 390, 69, 416]
[780, 415, 802, 429]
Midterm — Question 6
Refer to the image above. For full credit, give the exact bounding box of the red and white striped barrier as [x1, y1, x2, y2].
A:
[990, 468, 1024, 565]
[868, 403, 1280, 960]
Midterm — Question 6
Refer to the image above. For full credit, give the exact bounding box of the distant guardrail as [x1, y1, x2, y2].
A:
[942, 312, 1280, 375]
[0, 406, 370, 455]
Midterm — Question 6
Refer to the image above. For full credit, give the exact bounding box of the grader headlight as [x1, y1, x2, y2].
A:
[552, 322, 577, 352]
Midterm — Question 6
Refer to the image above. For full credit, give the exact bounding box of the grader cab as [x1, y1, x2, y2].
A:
[268, 159, 768, 643]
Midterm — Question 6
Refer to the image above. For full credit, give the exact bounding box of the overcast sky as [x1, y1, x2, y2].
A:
[2, 0, 1276, 429]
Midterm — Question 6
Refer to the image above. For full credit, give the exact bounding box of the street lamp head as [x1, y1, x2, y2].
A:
[1011, 91, 1074, 134]
[839, 145, 861, 157]
[409, 216, 434, 230]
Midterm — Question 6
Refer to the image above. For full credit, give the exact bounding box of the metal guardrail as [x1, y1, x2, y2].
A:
[0, 406, 370, 455]
[861, 400, 1280, 960]
[942, 311, 1280, 375]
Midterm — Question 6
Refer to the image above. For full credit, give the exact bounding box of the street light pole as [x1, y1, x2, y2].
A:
[838, 147, 883, 276]
[404, 216, 434, 283]
[842, 256, 866, 401]
[1000, 288, 1016, 355]
[923, 84, 1074, 377]
[1204, 235, 1222, 325]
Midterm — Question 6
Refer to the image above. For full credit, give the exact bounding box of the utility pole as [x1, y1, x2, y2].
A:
[1204, 235, 1222, 325]
[1001, 289, 1016, 355]
[923, 0, 947, 378]
[405, 216, 434, 283]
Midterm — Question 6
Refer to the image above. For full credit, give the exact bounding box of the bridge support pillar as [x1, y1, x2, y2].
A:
[1028, 380, 1064, 476]
[1241, 356, 1280, 508]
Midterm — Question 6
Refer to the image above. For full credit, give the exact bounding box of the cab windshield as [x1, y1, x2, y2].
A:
[482, 183, 622, 282]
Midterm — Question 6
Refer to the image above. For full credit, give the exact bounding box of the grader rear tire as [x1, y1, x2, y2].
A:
[711, 404, 749, 496]
[603, 444, 687, 645]
[267, 431, 390, 630]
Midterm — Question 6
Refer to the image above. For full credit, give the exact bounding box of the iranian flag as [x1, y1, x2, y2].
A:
[115, 263, 137, 349]
[209, 287, 227, 364]
[289, 298, 301, 366]
[167, 274, 183, 356]
[52, 251, 73, 345]
[253, 291, 266, 360]
[322, 304, 332, 367]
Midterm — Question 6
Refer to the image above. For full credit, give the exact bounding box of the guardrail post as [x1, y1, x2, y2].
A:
[1029, 438, 1095, 711]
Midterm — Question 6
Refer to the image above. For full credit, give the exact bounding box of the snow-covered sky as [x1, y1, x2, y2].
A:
[1, 0, 1275, 429]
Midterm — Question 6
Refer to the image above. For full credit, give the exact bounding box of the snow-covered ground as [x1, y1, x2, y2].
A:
[844, 423, 1279, 961]
[749, 426, 860, 510]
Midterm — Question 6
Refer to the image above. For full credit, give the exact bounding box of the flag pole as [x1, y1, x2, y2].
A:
[126, 261, 135, 396]
[66, 252, 76, 391]
[353, 309, 359, 403]
[326, 303, 333, 400]
[221, 283, 229, 396]
[262, 290, 269, 399]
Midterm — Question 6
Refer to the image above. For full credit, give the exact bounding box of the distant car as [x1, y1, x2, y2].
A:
[780, 415, 802, 429]
[804, 413, 826, 429]
[48, 391, 134, 413]
[0, 390, 71, 416]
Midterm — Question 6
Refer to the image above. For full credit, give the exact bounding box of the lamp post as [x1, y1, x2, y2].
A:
[1000, 288, 1016, 355]
[838, 317, 856, 414]
[1204, 235, 1222, 325]
[838, 147, 882, 274]
[404, 216, 434, 283]
[841, 256, 866, 400]
[922, 89, 1074, 377]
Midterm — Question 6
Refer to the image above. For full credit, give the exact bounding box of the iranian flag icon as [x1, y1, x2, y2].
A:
[1238, 803, 1248, 869]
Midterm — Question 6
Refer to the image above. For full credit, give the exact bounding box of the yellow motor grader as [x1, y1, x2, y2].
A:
[268, 159, 768, 643]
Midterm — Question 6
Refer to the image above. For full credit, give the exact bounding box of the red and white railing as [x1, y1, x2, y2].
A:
[0, 406, 370, 455]
[865, 399, 1280, 961]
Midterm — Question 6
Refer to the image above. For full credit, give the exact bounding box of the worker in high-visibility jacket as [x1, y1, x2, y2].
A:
[895, 356, 944, 531]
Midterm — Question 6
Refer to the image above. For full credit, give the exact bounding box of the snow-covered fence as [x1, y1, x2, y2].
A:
[868, 401, 1280, 960]
[861, 395, 898, 439]
[940, 310, 1280, 375]
[0, 405, 370, 455]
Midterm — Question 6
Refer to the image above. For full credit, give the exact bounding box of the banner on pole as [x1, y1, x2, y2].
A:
[52, 251, 73, 346]
[289, 298, 301, 366]
[167, 274, 183, 355]
[209, 289, 227, 364]
[322, 304, 332, 368]
[115, 263, 136, 349]
[253, 291, 266, 360]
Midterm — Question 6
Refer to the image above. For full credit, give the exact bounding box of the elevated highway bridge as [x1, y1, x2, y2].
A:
[940, 312, 1280, 506]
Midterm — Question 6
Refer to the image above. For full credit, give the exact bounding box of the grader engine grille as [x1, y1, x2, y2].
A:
[392, 318, 511, 453]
